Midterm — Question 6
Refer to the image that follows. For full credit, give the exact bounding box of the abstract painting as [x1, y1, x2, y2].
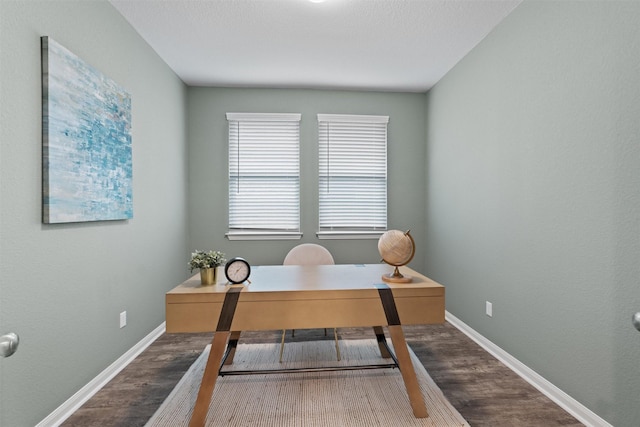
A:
[41, 36, 132, 223]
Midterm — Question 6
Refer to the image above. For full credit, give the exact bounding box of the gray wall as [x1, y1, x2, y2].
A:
[424, 1, 640, 426]
[187, 87, 426, 270]
[0, 2, 188, 426]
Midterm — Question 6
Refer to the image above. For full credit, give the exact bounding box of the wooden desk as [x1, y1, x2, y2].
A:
[166, 264, 445, 427]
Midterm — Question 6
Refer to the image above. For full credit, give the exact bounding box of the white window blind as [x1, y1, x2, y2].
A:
[318, 114, 388, 237]
[227, 113, 301, 239]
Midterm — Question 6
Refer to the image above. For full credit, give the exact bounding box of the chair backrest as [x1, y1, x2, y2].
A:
[283, 243, 335, 266]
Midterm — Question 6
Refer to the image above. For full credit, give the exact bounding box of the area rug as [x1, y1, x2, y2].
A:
[146, 339, 468, 426]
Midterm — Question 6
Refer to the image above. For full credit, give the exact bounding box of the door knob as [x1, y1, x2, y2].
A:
[0, 332, 19, 358]
[633, 313, 640, 332]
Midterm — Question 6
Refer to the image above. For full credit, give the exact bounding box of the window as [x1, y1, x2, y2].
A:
[317, 114, 389, 239]
[226, 113, 301, 240]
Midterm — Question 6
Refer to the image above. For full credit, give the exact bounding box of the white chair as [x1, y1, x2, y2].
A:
[280, 243, 341, 362]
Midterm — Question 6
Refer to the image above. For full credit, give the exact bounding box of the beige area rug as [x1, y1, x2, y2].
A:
[146, 339, 469, 427]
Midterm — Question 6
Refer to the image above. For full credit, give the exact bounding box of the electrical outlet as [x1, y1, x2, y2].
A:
[120, 311, 127, 328]
[486, 301, 493, 317]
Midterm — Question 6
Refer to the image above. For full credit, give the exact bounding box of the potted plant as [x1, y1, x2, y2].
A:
[189, 250, 226, 285]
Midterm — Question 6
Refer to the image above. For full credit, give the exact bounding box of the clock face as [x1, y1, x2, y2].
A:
[224, 257, 251, 284]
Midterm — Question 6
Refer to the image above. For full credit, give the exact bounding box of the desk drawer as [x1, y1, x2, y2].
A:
[165, 294, 444, 333]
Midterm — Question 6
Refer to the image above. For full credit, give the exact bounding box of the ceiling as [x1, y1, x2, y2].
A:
[109, 0, 522, 93]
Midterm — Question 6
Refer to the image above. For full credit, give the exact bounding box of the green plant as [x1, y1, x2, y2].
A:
[189, 250, 226, 272]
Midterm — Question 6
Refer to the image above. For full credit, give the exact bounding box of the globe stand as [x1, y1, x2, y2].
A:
[381, 266, 412, 283]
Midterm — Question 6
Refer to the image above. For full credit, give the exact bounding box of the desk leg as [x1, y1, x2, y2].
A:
[189, 286, 243, 427]
[189, 331, 229, 427]
[373, 326, 392, 358]
[388, 325, 429, 418]
[223, 331, 241, 366]
[376, 284, 428, 419]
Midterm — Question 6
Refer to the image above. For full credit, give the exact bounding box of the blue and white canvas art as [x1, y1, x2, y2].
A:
[41, 36, 132, 223]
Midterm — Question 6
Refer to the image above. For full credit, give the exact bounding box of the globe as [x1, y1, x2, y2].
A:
[378, 229, 415, 283]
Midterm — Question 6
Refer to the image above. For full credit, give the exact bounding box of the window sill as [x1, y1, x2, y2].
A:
[316, 231, 385, 240]
[226, 231, 303, 241]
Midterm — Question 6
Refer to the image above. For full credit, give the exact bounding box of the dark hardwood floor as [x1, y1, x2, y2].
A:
[62, 323, 583, 426]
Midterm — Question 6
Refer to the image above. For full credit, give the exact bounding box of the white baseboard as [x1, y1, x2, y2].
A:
[37, 322, 166, 427]
[445, 311, 612, 427]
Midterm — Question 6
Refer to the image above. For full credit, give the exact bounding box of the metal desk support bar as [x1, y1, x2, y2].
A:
[216, 283, 404, 376]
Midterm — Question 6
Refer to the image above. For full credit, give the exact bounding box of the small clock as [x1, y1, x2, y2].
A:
[224, 257, 251, 284]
